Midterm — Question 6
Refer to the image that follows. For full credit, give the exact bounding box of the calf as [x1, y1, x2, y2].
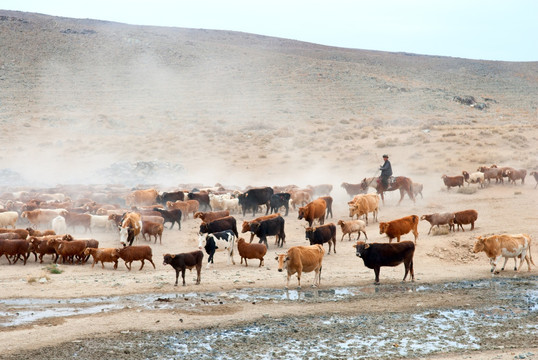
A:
[275, 244, 325, 288]
[269, 193, 290, 216]
[117, 245, 156, 271]
[354, 240, 415, 284]
[163, 251, 204, 286]
[441, 175, 464, 190]
[337, 219, 367, 241]
[379, 215, 419, 244]
[249, 215, 286, 249]
[473, 234, 534, 273]
[298, 199, 326, 227]
[453, 209, 478, 231]
[199, 216, 238, 238]
[237, 237, 267, 267]
[153, 208, 182, 230]
[84, 247, 120, 269]
[420, 212, 455, 234]
[305, 223, 337, 254]
[319, 196, 333, 219]
[198, 230, 236, 268]
[142, 221, 164, 244]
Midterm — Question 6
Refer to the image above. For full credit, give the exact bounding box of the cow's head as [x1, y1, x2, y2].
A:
[275, 253, 288, 272]
[119, 226, 130, 245]
[304, 227, 314, 242]
[472, 236, 486, 253]
[297, 207, 306, 220]
[354, 241, 368, 257]
[379, 222, 389, 235]
[163, 253, 174, 266]
[420, 215, 431, 221]
[249, 222, 260, 233]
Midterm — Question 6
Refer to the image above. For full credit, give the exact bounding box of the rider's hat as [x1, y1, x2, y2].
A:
[382, 154, 389, 158]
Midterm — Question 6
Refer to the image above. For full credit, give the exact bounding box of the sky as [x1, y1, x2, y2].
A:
[2, 0, 537, 62]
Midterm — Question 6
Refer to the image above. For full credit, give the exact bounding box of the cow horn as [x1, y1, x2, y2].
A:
[364, 244, 370, 249]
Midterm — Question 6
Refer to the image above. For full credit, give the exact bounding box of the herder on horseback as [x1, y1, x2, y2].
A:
[379, 154, 392, 190]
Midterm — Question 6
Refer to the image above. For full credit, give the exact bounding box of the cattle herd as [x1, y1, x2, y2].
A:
[0, 169, 535, 287]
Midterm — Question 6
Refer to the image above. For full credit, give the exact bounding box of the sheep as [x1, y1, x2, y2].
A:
[237, 237, 267, 267]
[420, 213, 455, 235]
[336, 219, 367, 241]
[462, 171, 485, 188]
[83, 247, 120, 269]
[441, 175, 464, 190]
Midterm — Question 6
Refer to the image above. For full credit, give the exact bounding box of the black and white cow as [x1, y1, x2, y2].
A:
[198, 230, 236, 268]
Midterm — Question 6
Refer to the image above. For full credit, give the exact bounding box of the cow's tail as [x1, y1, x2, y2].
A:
[527, 235, 535, 266]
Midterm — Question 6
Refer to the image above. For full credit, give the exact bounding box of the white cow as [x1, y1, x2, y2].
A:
[51, 215, 67, 235]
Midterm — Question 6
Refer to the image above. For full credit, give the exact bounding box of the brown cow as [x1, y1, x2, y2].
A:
[119, 212, 143, 246]
[298, 199, 326, 227]
[194, 210, 230, 223]
[275, 244, 325, 288]
[84, 247, 120, 269]
[237, 237, 267, 267]
[142, 221, 164, 244]
[47, 238, 87, 264]
[117, 245, 156, 271]
[453, 209, 478, 231]
[379, 215, 419, 243]
[64, 212, 92, 233]
[0, 238, 32, 265]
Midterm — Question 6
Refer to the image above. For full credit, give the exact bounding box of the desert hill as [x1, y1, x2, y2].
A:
[0, 10, 536, 188]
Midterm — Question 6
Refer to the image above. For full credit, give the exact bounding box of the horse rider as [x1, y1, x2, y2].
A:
[379, 154, 393, 190]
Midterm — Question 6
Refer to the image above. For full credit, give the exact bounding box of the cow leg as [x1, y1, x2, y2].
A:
[296, 270, 302, 288]
[470, 222, 475, 231]
[125, 261, 132, 271]
[181, 269, 187, 286]
[174, 269, 180, 286]
[374, 267, 381, 284]
[500, 257, 509, 271]
[149, 259, 156, 269]
[196, 266, 201, 285]
[249, 233, 255, 243]
[362, 230, 368, 240]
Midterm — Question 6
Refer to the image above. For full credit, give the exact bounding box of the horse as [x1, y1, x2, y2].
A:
[360, 176, 415, 205]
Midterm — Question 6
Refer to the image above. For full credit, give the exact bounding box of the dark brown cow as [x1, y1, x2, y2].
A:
[354, 241, 415, 284]
[453, 209, 478, 231]
[163, 251, 204, 286]
[305, 223, 337, 254]
[117, 245, 156, 271]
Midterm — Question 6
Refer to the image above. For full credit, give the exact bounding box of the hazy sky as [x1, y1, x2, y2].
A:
[2, 0, 537, 62]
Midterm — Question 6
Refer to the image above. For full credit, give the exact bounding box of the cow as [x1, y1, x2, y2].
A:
[305, 223, 337, 254]
[21, 209, 67, 228]
[341, 182, 366, 198]
[307, 184, 333, 197]
[441, 175, 464, 190]
[237, 237, 267, 267]
[142, 221, 164, 244]
[530, 171, 538, 189]
[64, 212, 92, 233]
[506, 169, 527, 185]
[47, 238, 87, 264]
[125, 189, 158, 207]
[187, 191, 211, 212]
[289, 189, 313, 210]
[0, 238, 32, 265]
[152, 208, 182, 230]
[84, 247, 120, 269]
[199, 216, 238, 238]
[453, 209, 478, 231]
[0, 211, 18, 229]
[238, 187, 274, 217]
[163, 251, 204, 286]
[194, 210, 230, 223]
[119, 212, 143, 246]
[275, 244, 325, 288]
[354, 241, 415, 284]
[379, 215, 419, 243]
[249, 215, 286, 249]
[319, 196, 333, 219]
[298, 199, 326, 227]
[348, 194, 379, 224]
[473, 234, 534, 273]
[269, 193, 290, 216]
[198, 230, 236, 268]
[117, 245, 156, 271]
[242, 213, 280, 243]
[156, 190, 185, 205]
[27, 236, 61, 263]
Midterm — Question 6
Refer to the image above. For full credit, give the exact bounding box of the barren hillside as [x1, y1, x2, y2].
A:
[0, 10, 536, 187]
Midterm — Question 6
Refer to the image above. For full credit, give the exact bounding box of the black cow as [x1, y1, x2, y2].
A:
[354, 241, 415, 284]
[238, 187, 274, 217]
[156, 191, 185, 205]
[319, 196, 333, 219]
[199, 216, 238, 237]
[198, 230, 236, 267]
[188, 191, 211, 211]
[269, 193, 290, 216]
[163, 251, 204, 286]
[153, 208, 182, 230]
[249, 215, 286, 249]
[305, 223, 337, 254]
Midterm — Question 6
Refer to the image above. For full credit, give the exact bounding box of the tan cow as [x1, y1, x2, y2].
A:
[119, 212, 143, 246]
[348, 194, 379, 224]
[21, 209, 67, 228]
[473, 234, 534, 273]
[275, 244, 325, 288]
[125, 189, 159, 207]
